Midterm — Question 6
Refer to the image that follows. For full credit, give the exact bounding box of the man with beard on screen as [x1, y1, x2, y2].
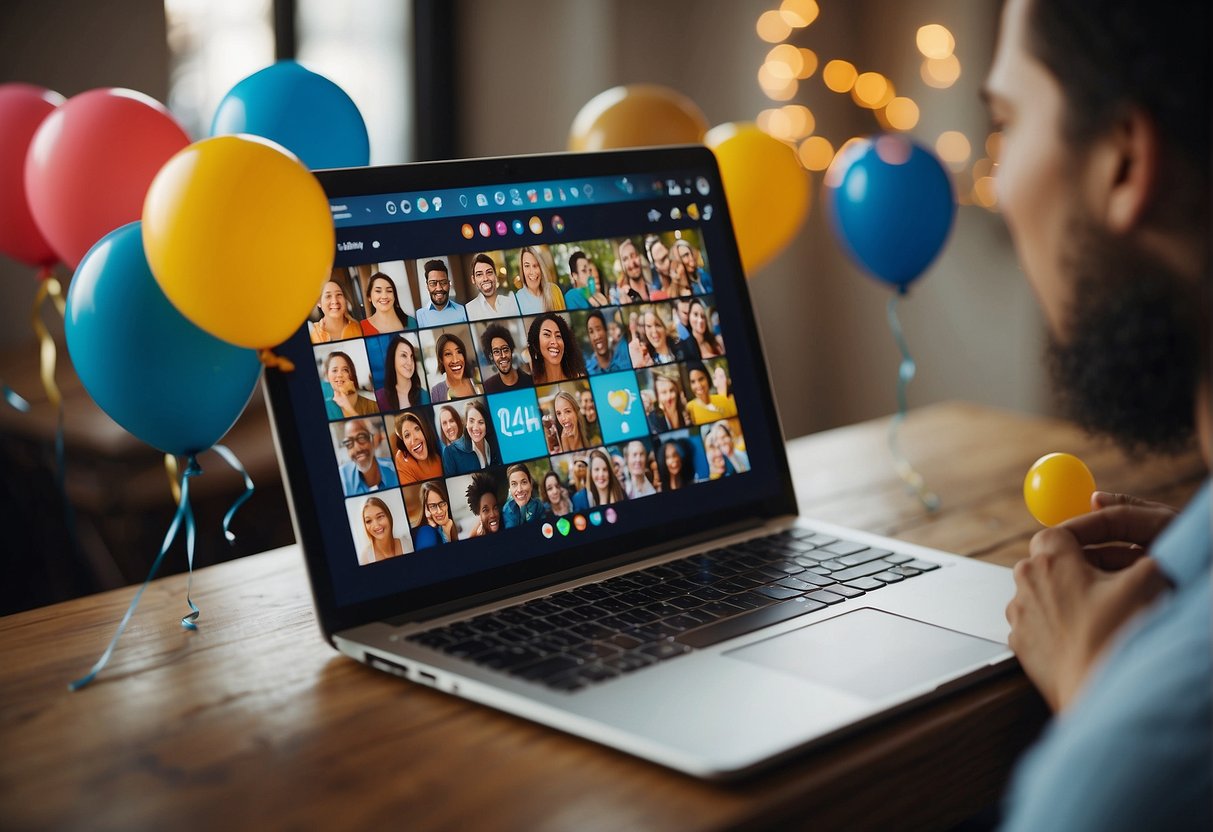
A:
[983, 0, 1210, 829]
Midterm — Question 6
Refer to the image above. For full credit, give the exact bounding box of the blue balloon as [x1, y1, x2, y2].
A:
[65, 222, 262, 456]
[210, 60, 370, 170]
[825, 135, 956, 290]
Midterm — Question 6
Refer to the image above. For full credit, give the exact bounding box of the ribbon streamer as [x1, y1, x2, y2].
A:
[886, 295, 940, 513]
[32, 269, 65, 409]
[211, 444, 256, 543]
[257, 348, 295, 372]
[69, 456, 202, 691]
[2, 381, 30, 412]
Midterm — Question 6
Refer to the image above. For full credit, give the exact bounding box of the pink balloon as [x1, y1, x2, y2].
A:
[24, 88, 190, 269]
[0, 83, 65, 267]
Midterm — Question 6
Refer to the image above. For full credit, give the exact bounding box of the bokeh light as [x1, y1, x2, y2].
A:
[985, 131, 1002, 161]
[779, 0, 819, 28]
[972, 157, 994, 180]
[798, 135, 834, 171]
[782, 104, 815, 139]
[823, 59, 858, 93]
[758, 63, 799, 100]
[852, 72, 891, 108]
[935, 130, 972, 168]
[916, 24, 955, 59]
[973, 175, 998, 209]
[795, 47, 819, 79]
[766, 43, 804, 79]
[883, 97, 920, 130]
[757, 10, 793, 43]
[922, 54, 961, 88]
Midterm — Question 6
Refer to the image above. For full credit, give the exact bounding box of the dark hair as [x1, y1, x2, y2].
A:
[324, 350, 355, 378]
[437, 404, 464, 443]
[479, 322, 515, 362]
[382, 335, 423, 410]
[1026, 0, 1209, 223]
[466, 472, 497, 514]
[656, 438, 690, 491]
[364, 272, 409, 324]
[393, 409, 439, 464]
[586, 448, 625, 506]
[688, 298, 722, 355]
[419, 480, 450, 526]
[686, 360, 710, 386]
[463, 398, 500, 460]
[423, 259, 448, 278]
[472, 253, 496, 272]
[527, 313, 587, 382]
[435, 332, 469, 375]
[568, 250, 588, 276]
[586, 309, 607, 330]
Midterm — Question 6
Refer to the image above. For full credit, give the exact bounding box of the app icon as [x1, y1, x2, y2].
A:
[417, 197, 429, 213]
[492, 387, 548, 462]
[556, 517, 571, 536]
[583, 184, 594, 197]
[606, 388, 636, 417]
[667, 179, 682, 196]
[570, 186, 580, 198]
[551, 215, 565, 233]
[494, 191, 506, 205]
[478, 222, 491, 238]
[589, 371, 643, 444]
[476, 193, 488, 207]
[400, 200, 412, 214]
[542, 188, 553, 202]
[703, 204, 714, 220]
[573, 514, 587, 531]
[589, 511, 602, 527]
[385, 201, 398, 215]
[687, 203, 699, 220]
[526, 189, 538, 203]
[512, 219, 525, 234]
[528, 216, 543, 234]
[647, 209, 661, 222]
[696, 176, 710, 195]
[541, 522, 554, 539]
[459, 194, 469, 208]
[372, 240, 380, 249]
[670, 206, 682, 220]
[558, 187, 567, 201]
[510, 188, 522, 205]
[605, 508, 618, 524]
[461, 223, 474, 239]
[432, 196, 443, 212]
[495, 220, 508, 236]
[616, 177, 633, 194]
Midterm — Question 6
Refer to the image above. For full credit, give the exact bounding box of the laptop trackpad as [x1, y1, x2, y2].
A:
[726, 608, 1006, 701]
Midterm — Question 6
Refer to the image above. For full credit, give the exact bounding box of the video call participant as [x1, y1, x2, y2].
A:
[311, 280, 362, 344]
[441, 398, 501, 474]
[623, 440, 656, 498]
[710, 422, 749, 473]
[464, 253, 520, 321]
[672, 297, 692, 341]
[479, 323, 532, 393]
[356, 496, 412, 565]
[414, 260, 467, 327]
[414, 480, 456, 548]
[436, 404, 464, 450]
[579, 389, 598, 429]
[644, 235, 673, 299]
[546, 390, 592, 453]
[617, 239, 650, 304]
[569, 454, 589, 494]
[584, 310, 631, 376]
[688, 298, 724, 358]
[465, 472, 502, 536]
[392, 411, 443, 484]
[338, 418, 400, 496]
[361, 272, 414, 335]
[564, 251, 610, 309]
[528, 313, 587, 383]
[656, 439, 691, 492]
[376, 335, 429, 411]
[672, 239, 711, 294]
[572, 448, 626, 510]
[324, 351, 378, 419]
[666, 251, 695, 298]
[686, 361, 737, 424]
[430, 332, 482, 402]
[705, 440, 731, 480]
[515, 246, 566, 315]
[542, 470, 573, 518]
[648, 372, 690, 432]
[641, 307, 687, 365]
[503, 464, 544, 528]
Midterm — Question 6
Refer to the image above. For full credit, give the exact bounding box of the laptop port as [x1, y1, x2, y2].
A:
[366, 653, 410, 677]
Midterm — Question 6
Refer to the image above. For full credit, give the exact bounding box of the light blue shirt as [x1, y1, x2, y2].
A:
[415, 299, 467, 327]
[1001, 480, 1212, 831]
[338, 458, 399, 496]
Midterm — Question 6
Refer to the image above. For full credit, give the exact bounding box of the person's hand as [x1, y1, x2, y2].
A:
[1006, 494, 1176, 712]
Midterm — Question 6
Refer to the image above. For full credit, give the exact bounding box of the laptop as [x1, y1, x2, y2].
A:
[263, 145, 1016, 780]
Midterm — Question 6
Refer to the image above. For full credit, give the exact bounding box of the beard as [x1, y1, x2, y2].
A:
[1045, 218, 1208, 456]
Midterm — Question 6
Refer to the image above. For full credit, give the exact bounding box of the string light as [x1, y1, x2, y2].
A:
[883, 96, 920, 130]
[782, 104, 815, 139]
[973, 175, 998, 209]
[779, 0, 819, 28]
[935, 130, 971, 168]
[823, 59, 858, 93]
[852, 72, 891, 108]
[798, 135, 834, 171]
[922, 54, 961, 88]
[916, 24, 955, 59]
[757, 10, 793, 43]
[758, 62, 799, 100]
[766, 44, 805, 79]
[795, 47, 819, 79]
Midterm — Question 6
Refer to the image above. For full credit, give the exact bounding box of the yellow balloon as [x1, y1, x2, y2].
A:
[1023, 452, 1096, 527]
[704, 122, 809, 275]
[142, 135, 334, 349]
[569, 84, 709, 151]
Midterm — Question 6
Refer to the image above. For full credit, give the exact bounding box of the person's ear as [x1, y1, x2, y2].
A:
[1093, 108, 1160, 234]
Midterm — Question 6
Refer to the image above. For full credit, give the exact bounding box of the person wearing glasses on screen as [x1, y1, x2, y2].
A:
[310, 280, 362, 344]
[324, 351, 378, 420]
[686, 298, 724, 359]
[464, 253, 520, 321]
[685, 361, 737, 424]
[515, 246, 566, 315]
[376, 335, 428, 412]
[338, 418, 399, 496]
[414, 260, 467, 327]
[572, 448, 627, 511]
[430, 332, 482, 403]
[564, 251, 610, 309]
[479, 323, 532, 393]
[542, 470, 573, 519]
[617, 238, 650, 304]
[441, 399, 502, 475]
[392, 411, 443, 485]
[528, 313, 587, 383]
[648, 371, 690, 433]
[360, 272, 414, 335]
[584, 310, 631, 376]
[414, 480, 457, 549]
[623, 440, 656, 498]
[356, 496, 413, 565]
[672, 239, 711, 295]
[503, 464, 544, 529]
[545, 390, 592, 454]
[466, 473, 503, 537]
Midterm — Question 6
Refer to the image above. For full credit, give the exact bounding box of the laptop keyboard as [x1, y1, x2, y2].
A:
[405, 529, 940, 692]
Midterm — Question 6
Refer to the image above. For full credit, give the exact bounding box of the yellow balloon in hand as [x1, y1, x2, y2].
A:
[143, 134, 334, 349]
[1023, 452, 1096, 526]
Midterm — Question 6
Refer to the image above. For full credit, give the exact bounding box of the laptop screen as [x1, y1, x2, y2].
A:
[266, 147, 795, 627]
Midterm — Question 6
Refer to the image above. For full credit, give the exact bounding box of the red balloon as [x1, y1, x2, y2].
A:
[24, 88, 190, 268]
[0, 83, 65, 267]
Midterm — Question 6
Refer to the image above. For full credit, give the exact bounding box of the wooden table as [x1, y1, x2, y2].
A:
[1, 402, 1204, 831]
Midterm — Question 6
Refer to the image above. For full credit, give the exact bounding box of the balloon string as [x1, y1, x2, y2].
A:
[165, 453, 182, 505]
[258, 348, 295, 372]
[69, 455, 203, 691]
[2, 380, 30, 412]
[886, 295, 940, 513]
[31, 272, 64, 409]
[211, 444, 255, 543]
